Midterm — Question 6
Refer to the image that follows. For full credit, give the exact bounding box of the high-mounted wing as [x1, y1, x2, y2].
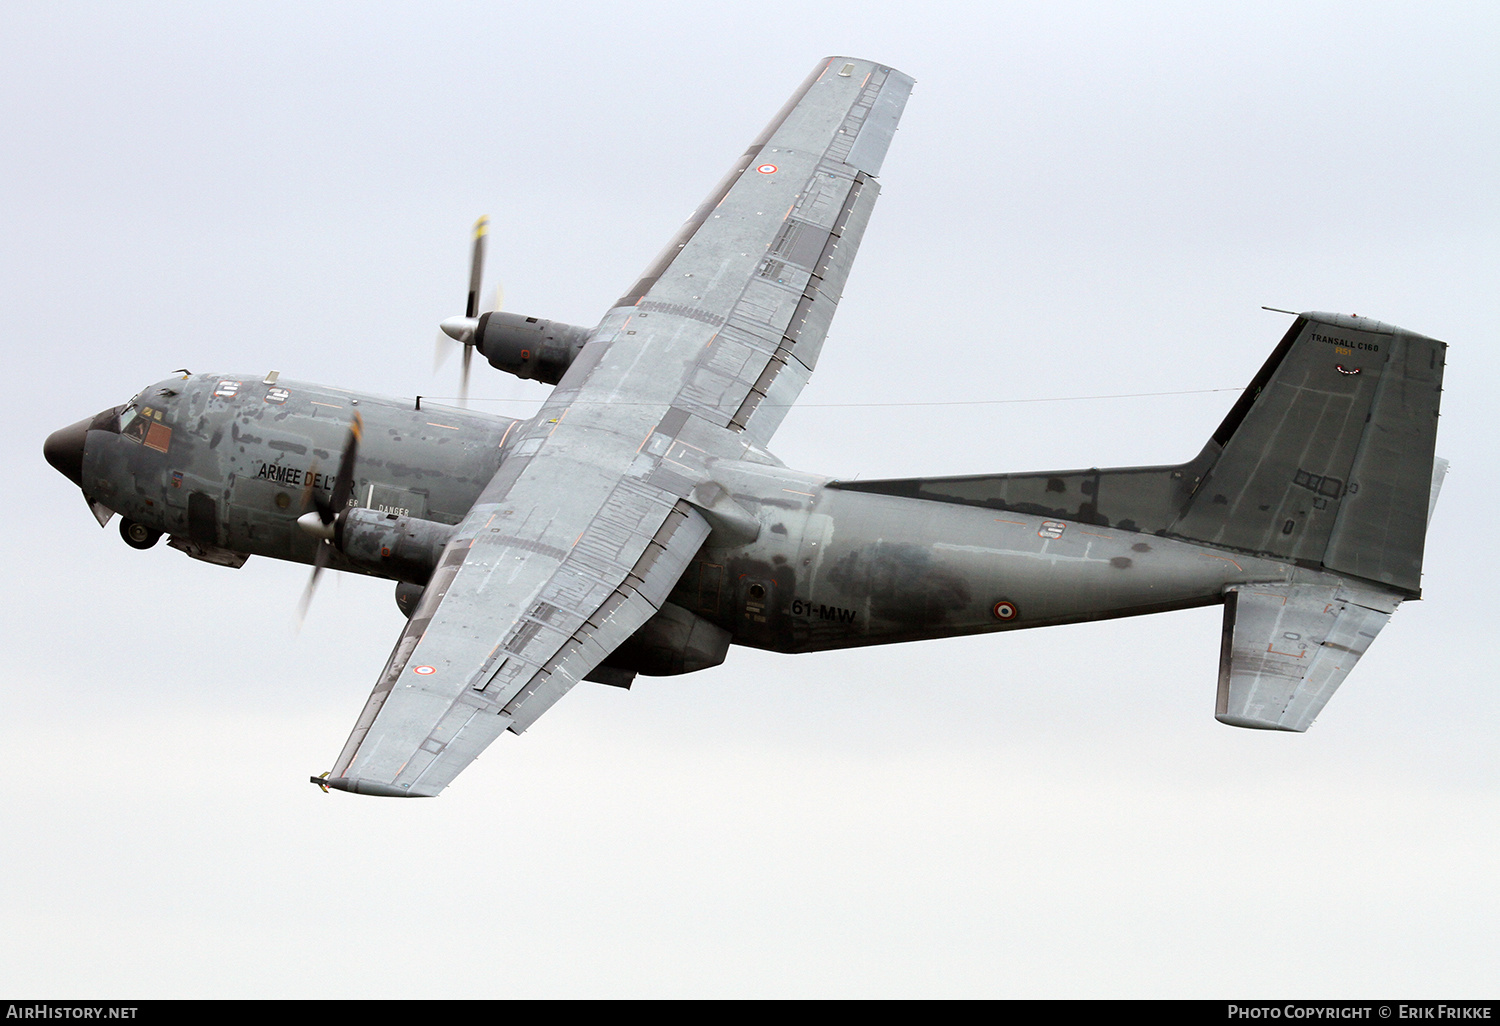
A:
[324, 484, 710, 796]
[321, 57, 912, 796]
[603, 56, 915, 448]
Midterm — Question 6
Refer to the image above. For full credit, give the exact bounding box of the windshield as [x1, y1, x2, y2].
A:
[117, 395, 148, 440]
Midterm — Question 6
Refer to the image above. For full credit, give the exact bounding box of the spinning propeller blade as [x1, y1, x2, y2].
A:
[293, 412, 363, 629]
[435, 216, 499, 406]
[466, 215, 488, 319]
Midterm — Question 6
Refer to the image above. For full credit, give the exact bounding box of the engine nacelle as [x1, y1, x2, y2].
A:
[475, 311, 591, 384]
[335, 508, 456, 585]
[605, 602, 733, 677]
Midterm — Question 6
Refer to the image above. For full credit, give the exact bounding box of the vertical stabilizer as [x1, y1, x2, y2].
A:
[1172, 313, 1445, 595]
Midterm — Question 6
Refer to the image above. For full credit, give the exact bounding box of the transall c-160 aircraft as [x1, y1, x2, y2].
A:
[43, 57, 1447, 797]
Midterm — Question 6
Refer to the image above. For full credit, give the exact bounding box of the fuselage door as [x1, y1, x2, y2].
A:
[736, 574, 779, 646]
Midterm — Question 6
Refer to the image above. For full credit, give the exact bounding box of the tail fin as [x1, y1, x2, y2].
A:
[827, 311, 1444, 594]
[824, 310, 1445, 732]
[1172, 312, 1446, 595]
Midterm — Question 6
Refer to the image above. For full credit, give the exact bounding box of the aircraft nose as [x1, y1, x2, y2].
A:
[44, 417, 91, 487]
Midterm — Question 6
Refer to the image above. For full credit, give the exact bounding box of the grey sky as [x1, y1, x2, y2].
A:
[4, 1, 1497, 997]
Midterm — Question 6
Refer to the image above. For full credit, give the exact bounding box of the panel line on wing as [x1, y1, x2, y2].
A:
[496, 501, 710, 735]
[729, 172, 877, 431]
[323, 58, 912, 798]
[616, 60, 837, 307]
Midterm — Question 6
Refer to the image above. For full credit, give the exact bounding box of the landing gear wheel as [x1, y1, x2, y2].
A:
[120, 518, 161, 550]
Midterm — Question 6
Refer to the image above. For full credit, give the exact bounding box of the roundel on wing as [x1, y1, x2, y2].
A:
[992, 600, 1019, 622]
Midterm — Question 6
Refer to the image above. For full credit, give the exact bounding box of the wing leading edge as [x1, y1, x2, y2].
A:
[324, 489, 709, 797]
[320, 57, 912, 796]
[600, 56, 914, 447]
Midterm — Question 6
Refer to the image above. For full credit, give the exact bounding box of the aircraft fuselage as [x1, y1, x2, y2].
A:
[65, 374, 517, 574]
[52, 372, 1311, 663]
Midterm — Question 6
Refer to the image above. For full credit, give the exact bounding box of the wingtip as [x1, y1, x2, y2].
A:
[1215, 714, 1307, 732]
[317, 775, 437, 798]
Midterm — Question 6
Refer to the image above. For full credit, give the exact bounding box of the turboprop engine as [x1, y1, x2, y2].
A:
[299, 507, 456, 619]
[469, 311, 591, 384]
[434, 216, 593, 395]
[331, 509, 457, 584]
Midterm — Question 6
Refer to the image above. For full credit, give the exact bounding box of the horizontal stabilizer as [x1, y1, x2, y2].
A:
[1217, 582, 1400, 731]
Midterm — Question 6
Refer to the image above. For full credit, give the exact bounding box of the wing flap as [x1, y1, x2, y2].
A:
[320, 57, 912, 797]
[845, 68, 915, 175]
[498, 501, 710, 734]
[324, 477, 710, 797]
[728, 171, 882, 444]
[1216, 583, 1400, 732]
[592, 57, 912, 448]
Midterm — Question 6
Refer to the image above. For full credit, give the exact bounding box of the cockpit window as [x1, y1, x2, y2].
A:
[120, 405, 148, 442]
[89, 404, 126, 434]
[111, 391, 173, 450]
[104, 393, 141, 432]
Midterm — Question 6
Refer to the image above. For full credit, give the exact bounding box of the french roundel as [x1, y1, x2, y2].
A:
[992, 601, 1019, 622]
[413, 665, 436, 675]
[756, 164, 778, 174]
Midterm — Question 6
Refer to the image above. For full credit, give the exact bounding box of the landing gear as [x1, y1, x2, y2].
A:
[120, 518, 161, 550]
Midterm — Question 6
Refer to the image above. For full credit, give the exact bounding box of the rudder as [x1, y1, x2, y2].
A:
[1170, 312, 1445, 595]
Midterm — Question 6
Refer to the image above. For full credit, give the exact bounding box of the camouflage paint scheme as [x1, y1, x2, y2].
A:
[70, 377, 1305, 647]
[76, 376, 517, 574]
[45, 57, 1446, 797]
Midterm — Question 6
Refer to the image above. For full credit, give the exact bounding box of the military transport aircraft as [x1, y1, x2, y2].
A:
[43, 57, 1447, 798]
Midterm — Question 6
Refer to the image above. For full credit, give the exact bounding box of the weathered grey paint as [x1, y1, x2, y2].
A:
[45, 56, 1446, 797]
[658, 459, 1355, 655]
[836, 314, 1445, 598]
[61, 361, 1424, 676]
[77, 374, 518, 576]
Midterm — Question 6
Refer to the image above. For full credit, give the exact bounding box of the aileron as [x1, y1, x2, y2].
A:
[600, 58, 912, 444]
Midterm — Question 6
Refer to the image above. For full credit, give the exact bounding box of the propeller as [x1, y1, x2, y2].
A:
[294, 412, 363, 628]
[435, 215, 500, 407]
